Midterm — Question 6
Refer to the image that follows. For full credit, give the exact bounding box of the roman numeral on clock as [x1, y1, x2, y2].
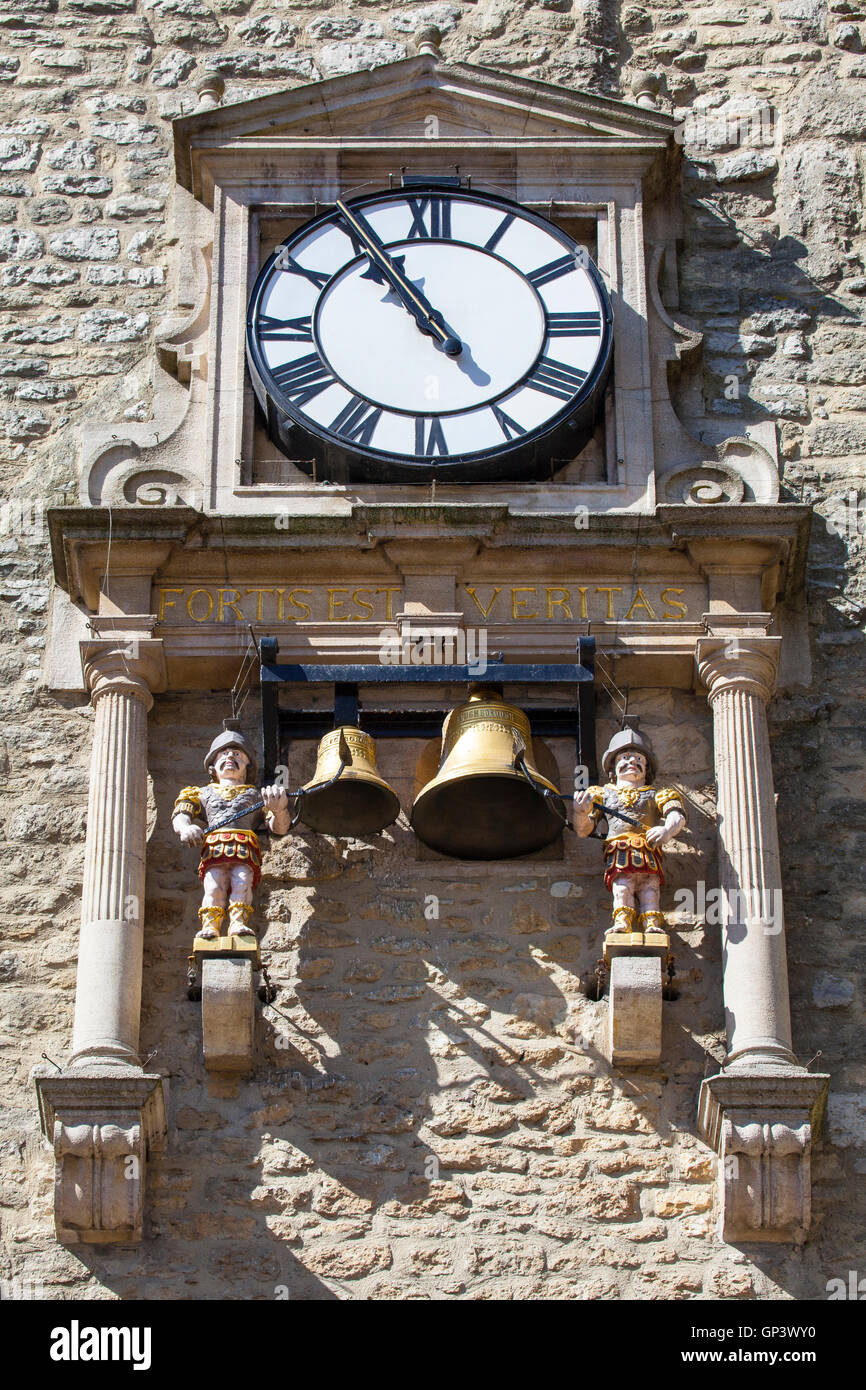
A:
[275, 252, 330, 289]
[484, 213, 515, 252]
[415, 416, 448, 456]
[525, 356, 587, 401]
[527, 254, 577, 289]
[547, 311, 602, 337]
[271, 353, 335, 405]
[257, 315, 313, 342]
[491, 405, 526, 440]
[406, 196, 452, 239]
[330, 395, 382, 446]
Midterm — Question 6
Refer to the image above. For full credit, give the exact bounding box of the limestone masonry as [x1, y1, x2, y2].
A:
[1, 0, 865, 1301]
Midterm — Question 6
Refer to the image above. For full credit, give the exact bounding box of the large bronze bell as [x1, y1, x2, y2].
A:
[296, 726, 401, 836]
[411, 687, 566, 859]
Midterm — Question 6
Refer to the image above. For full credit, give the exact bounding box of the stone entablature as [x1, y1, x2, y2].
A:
[47, 503, 810, 694]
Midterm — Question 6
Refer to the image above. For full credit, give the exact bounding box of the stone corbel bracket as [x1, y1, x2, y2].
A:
[698, 1070, 830, 1244]
[34, 1069, 168, 1245]
[195, 938, 259, 1075]
[79, 186, 212, 512]
[646, 242, 781, 507]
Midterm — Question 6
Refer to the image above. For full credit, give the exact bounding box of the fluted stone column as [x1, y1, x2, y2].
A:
[695, 622, 828, 1242]
[35, 619, 168, 1244]
[71, 646, 156, 1066]
[697, 632, 794, 1071]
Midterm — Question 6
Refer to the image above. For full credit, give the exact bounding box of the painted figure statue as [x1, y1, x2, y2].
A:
[573, 728, 686, 936]
[172, 728, 291, 940]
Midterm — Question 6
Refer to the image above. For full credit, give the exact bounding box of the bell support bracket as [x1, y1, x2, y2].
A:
[258, 636, 597, 789]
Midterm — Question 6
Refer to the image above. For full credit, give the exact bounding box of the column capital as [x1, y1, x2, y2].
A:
[81, 616, 166, 709]
[696, 624, 781, 706]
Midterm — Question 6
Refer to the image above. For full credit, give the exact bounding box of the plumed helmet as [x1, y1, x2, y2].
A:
[601, 727, 656, 783]
[204, 728, 258, 782]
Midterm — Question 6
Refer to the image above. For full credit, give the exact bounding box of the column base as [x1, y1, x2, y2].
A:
[34, 1066, 168, 1245]
[724, 1038, 800, 1071]
[698, 1069, 829, 1244]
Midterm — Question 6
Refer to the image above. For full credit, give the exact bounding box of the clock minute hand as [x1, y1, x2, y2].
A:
[335, 198, 463, 358]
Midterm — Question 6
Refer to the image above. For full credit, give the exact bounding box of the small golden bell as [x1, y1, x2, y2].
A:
[296, 727, 401, 836]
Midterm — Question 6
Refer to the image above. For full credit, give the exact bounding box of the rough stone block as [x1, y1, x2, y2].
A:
[200, 955, 255, 1073]
[608, 955, 663, 1066]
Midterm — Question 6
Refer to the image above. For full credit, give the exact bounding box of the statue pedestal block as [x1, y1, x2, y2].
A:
[603, 930, 670, 967]
[195, 938, 258, 1074]
[193, 933, 261, 969]
[604, 933, 669, 1067]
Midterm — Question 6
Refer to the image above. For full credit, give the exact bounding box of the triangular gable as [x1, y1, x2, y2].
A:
[174, 55, 675, 200]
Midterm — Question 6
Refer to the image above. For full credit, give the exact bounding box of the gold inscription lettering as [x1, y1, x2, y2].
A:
[158, 587, 183, 621]
[545, 586, 573, 620]
[465, 586, 502, 619]
[187, 588, 214, 622]
[624, 587, 657, 621]
[154, 581, 690, 626]
[217, 588, 245, 622]
[511, 587, 538, 620]
[283, 588, 312, 621]
[352, 587, 375, 620]
[595, 586, 623, 621]
[244, 587, 275, 622]
[328, 587, 350, 621]
[660, 587, 688, 620]
[374, 587, 402, 621]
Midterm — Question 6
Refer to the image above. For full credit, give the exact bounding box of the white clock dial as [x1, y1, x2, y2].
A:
[314, 244, 545, 415]
[247, 186, 613, 483]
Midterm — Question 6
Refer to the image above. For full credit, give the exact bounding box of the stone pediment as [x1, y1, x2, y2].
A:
[173, 53, 675, 202]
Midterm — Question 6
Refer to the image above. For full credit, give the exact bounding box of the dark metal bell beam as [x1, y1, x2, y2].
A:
[258, 636, 596, 786]
[261, 661, 594, 685]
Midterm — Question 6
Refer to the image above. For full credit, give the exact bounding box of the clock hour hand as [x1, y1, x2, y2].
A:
[335, 198, 463, 358]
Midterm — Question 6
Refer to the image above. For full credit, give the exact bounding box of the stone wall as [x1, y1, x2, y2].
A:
[1, 0, 866, 1300]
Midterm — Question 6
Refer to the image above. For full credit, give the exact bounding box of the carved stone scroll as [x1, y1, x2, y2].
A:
[698, 1072, 829, 1244]
[35, 1070, 167, 1245]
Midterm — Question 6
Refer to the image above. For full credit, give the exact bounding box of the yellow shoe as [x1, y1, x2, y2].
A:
[611, 906, 636, 933]
[197, 905, 225, 940]
[228, 901, 256, 937]
[637, 910, 666, 935]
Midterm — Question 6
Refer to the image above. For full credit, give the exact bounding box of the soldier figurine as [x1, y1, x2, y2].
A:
[573, 728, 686, 936]
[172, 729, 290, 941]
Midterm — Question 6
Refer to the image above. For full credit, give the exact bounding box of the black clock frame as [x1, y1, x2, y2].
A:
[246, 185, 614, 486]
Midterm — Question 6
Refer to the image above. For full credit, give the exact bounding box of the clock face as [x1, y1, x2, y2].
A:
[246, 185, 613, 484]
